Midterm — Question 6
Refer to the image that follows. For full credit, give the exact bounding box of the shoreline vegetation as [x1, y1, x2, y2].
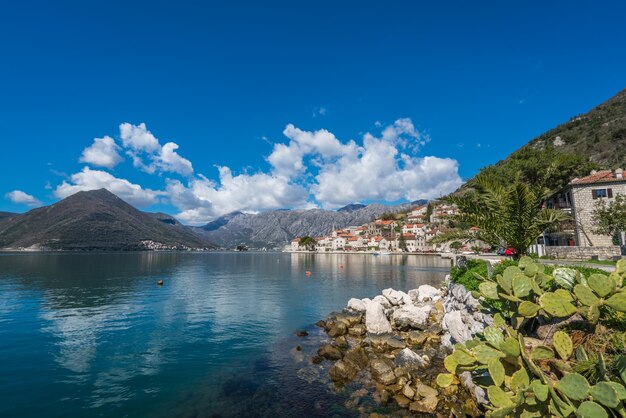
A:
[310, 257, 626, 417]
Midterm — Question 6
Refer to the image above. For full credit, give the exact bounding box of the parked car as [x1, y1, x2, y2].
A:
[497, 246, 516, 256]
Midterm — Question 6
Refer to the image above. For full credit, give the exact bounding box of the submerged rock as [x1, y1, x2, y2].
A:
[365, 301, 392, 334]
[317, 344, 342, 361]
[329, 346, 369, 384]
[327, 322, 347, 338]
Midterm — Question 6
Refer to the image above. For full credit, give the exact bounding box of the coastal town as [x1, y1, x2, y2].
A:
[287, 202, 483, 254]
[289, 168, 626, 260]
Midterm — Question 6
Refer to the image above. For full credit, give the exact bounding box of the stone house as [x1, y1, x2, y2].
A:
[547, 169, 626, 247]
[569, 169, 626, 246]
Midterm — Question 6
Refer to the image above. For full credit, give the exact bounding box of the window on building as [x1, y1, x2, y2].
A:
[592, 188, 613, 199]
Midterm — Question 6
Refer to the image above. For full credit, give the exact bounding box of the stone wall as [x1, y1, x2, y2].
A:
[546, 245, 622, 260]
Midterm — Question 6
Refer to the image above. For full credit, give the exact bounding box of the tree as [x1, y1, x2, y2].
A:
[450, 241, 463, 253]
[430, 172, 569, 258]
[298, 236, 317, 251]
[470, 244, 483, 254]
[398, 233, 407, 252]
[425, 203, 434, 220]
[380, 212, 397, 221]
[592, 194, 626, 245]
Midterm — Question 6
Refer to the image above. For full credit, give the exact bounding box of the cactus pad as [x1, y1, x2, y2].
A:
[539, 292, 577, 317]
[588, 273, 616, 298]
[553, 331, 573, 360]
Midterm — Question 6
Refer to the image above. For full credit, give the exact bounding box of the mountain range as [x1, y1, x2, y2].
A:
[192, 202, 424, 249]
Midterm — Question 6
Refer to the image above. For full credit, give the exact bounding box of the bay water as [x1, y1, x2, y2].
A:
[0, 252, 450, 417]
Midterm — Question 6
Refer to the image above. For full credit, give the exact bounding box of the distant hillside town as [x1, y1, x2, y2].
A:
[287, 203, 486, 254]
[288, 168, 626, 259]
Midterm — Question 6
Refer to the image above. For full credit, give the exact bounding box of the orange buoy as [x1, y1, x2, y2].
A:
[157, 280, 164, 286]
[339, 265, 344, 269]
[305, 271, 312, 276]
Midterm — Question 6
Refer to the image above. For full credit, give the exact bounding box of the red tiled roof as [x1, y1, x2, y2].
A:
[570, 170, 626, 185]
[348, 237, 359, 241]
[402, 234, 416, 239]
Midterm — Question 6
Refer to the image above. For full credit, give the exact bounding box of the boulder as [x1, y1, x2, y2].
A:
[394, 348, 429, 369]
[443, 310, 472, 344]
[393, 394, 411, 408]
[327, 322, 348, 338]
[409, 396, 438, 414]
[369, 333, 406, 350]
[329, 360, 359, 383]
[402, 384, 416, 400]
[392, 305, 431, 330]
[372, 295, 392, 309]
[382, 288, 411, 306]
[317, 344, 342, 360]
[415, 284, 443, 302]
[344, 346, 369, 370]
[365, 301, 393, 334]
[459, 371, 488, 405]
[334, 312, 362, 327]
[348, 324, 366, 337]
[370, 359, 396, 385]
[347, 298, 367, 312]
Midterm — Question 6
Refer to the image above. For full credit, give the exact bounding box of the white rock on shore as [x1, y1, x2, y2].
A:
[441, 282, 493, 347]
[347, 298, 367, 312]
[392, 304, 432, 330]
[415, 284, 443, 302]
[365, 301, 393, 334]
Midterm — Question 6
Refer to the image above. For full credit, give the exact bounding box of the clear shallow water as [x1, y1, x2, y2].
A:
[0, 252, 450, 417]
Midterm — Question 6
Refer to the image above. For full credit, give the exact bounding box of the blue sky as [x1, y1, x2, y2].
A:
[1, 0, 625, 224]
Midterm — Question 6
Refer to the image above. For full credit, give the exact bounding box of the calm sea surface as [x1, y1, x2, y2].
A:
[0, 252, 450, 417]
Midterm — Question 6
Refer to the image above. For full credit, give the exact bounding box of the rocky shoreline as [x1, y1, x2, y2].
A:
[310, 278, 492, 416]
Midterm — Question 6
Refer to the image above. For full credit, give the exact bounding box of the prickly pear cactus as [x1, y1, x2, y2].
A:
[439, 259, 626, 418]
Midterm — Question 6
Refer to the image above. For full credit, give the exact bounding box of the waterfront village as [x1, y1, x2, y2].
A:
[287, 203, 474, 254]
[288, 168, 626, 260]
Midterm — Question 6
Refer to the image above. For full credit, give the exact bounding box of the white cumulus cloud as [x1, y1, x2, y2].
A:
[45, 118, 461, 225]
[119, 123, 193, 177]
[79, 136, 123, 169]
[166, 168, 309, 225]
[119, 122, 161, 153]
[54, 167, 161, 207]
[312, 128, 462, 208]
[5, 190, 42, 207]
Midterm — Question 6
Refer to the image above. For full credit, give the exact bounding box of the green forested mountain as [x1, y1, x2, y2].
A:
[477, 88, 626, 191]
